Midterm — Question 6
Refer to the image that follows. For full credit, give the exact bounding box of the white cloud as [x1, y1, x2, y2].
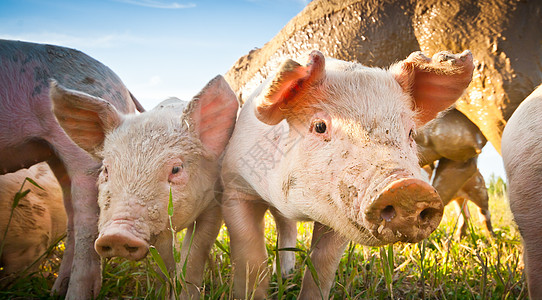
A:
[114, 0, 195, 9]
[0, 32, 146, 49]
[148, 75, 162, 87]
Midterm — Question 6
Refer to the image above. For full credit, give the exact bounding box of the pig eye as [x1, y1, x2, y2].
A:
[313, 120, 327, 134]
[409, 129, 414, 139]
[171, 165, 183, 174]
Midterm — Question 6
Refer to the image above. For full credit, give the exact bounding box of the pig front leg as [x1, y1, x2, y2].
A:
[223, 189, 270, 299]
[46, 133, 102, 299]
[432, 157, 477, 206]
[47, 156, 75, 296]
[299, 222, 348, 299]
[179, 203, 223, 299]
[270, 207, 297, 276]
[461, 172, 494, 236]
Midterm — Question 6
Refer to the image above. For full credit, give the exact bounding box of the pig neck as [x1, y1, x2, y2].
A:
[231, 99, 308, 220]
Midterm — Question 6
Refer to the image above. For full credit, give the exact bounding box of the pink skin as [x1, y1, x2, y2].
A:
[0, 40, 143, 299]
[502, 84, 542, 299]
[222, 50, 474, 299]
[51, 75, 239, 299]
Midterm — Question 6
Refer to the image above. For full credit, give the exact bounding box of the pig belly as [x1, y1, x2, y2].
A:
[0, 139, 54, 175]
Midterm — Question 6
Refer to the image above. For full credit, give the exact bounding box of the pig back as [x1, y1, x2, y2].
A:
[0, 39, 138, 115]
[225, 0, 419, 104]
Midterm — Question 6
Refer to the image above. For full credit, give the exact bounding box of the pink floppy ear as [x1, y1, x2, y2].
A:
[255, 50, 326, 125]
[184, 75, 240, 157]
[50, 80, 123, 158]
[391, 50, 474, 126]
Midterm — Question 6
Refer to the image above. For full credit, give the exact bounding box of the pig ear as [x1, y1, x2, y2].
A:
[255, 50, 326, 125]
[391, 50, 474, 126]
[49, 80, 123, 158]
[185, 75, 240, 157]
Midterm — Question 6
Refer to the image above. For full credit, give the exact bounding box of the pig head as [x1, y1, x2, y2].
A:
[222, 50, 474, 298]
[50, 76, 238, 293]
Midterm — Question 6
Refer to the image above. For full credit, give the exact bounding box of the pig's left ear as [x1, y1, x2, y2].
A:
[391, 50, 474, 126]
[255, 50, 326, 125]
[185, 75, 240, 157]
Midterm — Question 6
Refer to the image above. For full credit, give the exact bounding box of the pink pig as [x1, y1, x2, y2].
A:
[50, 75, 239, 298]
[221, 50, 474, 298]
[502, 84, 542, 299]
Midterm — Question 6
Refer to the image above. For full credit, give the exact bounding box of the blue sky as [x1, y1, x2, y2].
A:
[0, 0, 505, 180]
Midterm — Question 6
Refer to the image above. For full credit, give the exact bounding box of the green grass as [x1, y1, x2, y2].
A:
[0, 176, 526, 299]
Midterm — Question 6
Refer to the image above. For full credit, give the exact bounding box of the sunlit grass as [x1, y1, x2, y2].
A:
[1, 176, 525, 299]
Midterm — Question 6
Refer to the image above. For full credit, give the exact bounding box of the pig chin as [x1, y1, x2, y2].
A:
[336, 171, 444, 246]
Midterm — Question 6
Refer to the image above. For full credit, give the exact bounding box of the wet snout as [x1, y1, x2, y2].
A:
[364, 178, 443, 243]
[95, 222, 149, 260]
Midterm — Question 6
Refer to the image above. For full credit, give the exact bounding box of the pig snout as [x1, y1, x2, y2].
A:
[94, 222, 149, 260]
[364, 178, 443, 243]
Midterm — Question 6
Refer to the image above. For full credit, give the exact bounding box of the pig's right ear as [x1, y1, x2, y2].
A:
[255, 50, 326, 125]
[49, 80, 123, 158]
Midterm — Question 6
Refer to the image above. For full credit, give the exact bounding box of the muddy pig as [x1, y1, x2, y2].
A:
[0, 162, 66, 278]
[502, 84, 542, 299]
[50, 75, 239, 298]
[422, 164, 493, 237]
[416, 108, 492, 236]
[221, 50, 474, 299]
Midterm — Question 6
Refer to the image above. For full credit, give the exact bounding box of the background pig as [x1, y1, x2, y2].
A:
[502, 84, 542, 299]
[221, 50, 474, 299]
[423, 165, 492, 237]
[50, 75, 239, 298]
[416, 108, 493, 236]
[0, 162, 66, 279]
[0, 39, 143, 299]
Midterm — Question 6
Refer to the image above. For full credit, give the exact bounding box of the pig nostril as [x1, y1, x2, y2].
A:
[419, 208, 437, 223]
[381, 205, 396, 222]
[101, 246, 112, 252]
[125, 245, 140, 253]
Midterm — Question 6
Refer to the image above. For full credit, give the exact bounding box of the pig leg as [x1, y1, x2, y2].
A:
[453, 197, 470, 238]
[47, 156, 75, 296]
[510, 192, 542, 298]
[508, 167, 542, 298]
[270, 207, 297, 277]
[432, 157, 477, 206]
[179, 203, 223, 299]
[45, 132, 102, 299]
[223, 189, 269, 299]
[462, 172, 494, 236]
[299, 222, 348, 299]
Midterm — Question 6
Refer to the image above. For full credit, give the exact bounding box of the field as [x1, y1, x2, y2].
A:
[0, 176, 526, 299]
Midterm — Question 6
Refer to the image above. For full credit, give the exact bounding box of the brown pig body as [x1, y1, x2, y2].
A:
[417, 109, 492, 236]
